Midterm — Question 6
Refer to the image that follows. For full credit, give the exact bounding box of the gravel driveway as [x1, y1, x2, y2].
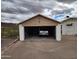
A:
[1, 36, 77, 59]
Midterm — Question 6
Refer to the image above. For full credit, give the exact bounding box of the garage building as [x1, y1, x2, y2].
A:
[18, 14, 61, 41]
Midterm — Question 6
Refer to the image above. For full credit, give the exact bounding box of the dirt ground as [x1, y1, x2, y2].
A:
[1, 39, 16, 51]
[1, 35, 77, 59]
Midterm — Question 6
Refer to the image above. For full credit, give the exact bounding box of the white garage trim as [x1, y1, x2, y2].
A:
[19, 24, 24, 41]
[56, 24, 61, 41]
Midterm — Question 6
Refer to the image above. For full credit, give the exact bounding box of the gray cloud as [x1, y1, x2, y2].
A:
[57, 0, 76, 3]
[1, 0, 77, 23]
[1, 0, 44, 14]
[52, 8, 74, 15]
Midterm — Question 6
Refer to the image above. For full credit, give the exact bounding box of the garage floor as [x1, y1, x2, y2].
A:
[1, 36, 77, 59]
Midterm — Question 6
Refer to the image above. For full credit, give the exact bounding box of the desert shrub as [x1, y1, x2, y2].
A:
[1, 27, 19, 39]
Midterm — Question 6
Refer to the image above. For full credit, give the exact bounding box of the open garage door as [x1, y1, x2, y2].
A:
[24, 26, 56, 39]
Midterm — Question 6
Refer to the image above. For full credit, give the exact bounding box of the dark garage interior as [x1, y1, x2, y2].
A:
[24, 26, 56, 39]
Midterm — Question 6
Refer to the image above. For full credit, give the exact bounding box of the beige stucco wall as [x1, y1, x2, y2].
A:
[22, 16, 59, 26]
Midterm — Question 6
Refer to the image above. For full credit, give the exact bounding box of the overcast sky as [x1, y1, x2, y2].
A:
[1, 0, 77, 23]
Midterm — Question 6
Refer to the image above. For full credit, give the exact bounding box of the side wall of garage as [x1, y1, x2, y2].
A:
[56, 24, 61, 41]
[19, 24, 25, 41]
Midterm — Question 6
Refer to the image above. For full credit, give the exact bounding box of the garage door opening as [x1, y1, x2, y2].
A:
[24, 26, 56, 39]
